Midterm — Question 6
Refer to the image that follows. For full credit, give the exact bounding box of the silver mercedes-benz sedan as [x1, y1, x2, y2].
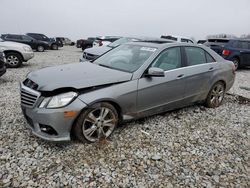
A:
[20, 42, 235, 143]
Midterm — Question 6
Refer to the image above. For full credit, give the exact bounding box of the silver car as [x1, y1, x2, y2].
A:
[20, 42, 235, 143]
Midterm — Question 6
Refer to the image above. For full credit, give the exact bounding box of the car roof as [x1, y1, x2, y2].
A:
[127, 41, 205, 49]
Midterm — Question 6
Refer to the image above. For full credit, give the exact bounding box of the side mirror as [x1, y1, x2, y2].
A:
[146, 67, 165, 77]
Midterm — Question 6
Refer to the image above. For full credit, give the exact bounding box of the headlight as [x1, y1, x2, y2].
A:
[39, 92, 77, 108]
[23, 46, 32, 52]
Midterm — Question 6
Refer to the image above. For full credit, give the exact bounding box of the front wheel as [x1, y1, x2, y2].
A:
[73, 102, 118, 143]
[5, 52, 23, 68]
[205, 82, 225, 108]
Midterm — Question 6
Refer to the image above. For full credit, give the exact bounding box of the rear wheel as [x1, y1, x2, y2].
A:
[51, 44, 58, 50]
[37, 45, 44, 52]
[5, 52, 22, 68]
[205, 82, 225, 108]
[232, 57, 240, 70]
[73, 102, 118, 143]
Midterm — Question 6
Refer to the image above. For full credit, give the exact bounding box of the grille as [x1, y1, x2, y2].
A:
[83, 52, 96, 61]
[20, 85, 40, 108]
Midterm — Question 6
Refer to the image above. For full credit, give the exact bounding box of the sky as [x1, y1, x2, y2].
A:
[1, 0, 250, 41]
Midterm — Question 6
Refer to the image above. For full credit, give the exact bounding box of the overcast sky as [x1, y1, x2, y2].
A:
[1, 0, 250, 41]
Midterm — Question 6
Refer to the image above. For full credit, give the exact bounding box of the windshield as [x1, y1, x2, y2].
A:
[94, 44, 157, 73]
[108, 37, 137, 48]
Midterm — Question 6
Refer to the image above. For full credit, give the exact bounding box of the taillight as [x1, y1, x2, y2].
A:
[99, 41, 103, 46]
[222, 49, 231, 56]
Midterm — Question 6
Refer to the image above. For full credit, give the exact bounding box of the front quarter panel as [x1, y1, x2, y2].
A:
[77, 80, 138, 119]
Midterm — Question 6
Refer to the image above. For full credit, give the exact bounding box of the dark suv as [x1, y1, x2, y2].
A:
[26, 33, 60, 50]
[0, 51, 6, 77]
[1, 34, 50, 52]
[205, 38, 250, 69]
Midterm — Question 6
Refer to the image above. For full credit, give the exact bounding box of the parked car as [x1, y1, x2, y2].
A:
[0, 50, 6, 77]
[26, 33, 60, 50]
[1, 34, 50, 52]
[20, 42, 235, 142]
[93, 36, 121, 47]
[56, 37, 74, 46]
[80, 37, 173, 62]
[0, 38, 34, 68]
[76, 39, 84, 48]
[161, 35, 195, 43]
[204, 38, 250, 70]
[80, 37, 96, 51]
[55, 38, 64, 47]
[198, 40, 207, 44]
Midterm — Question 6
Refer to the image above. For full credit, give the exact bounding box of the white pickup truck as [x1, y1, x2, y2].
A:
[0, 38, 34, 68]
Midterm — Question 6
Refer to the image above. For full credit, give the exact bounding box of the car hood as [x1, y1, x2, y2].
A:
[0, 41, 30, 48]
[84, 46, 112, 56]
[27, 62, 132, 91]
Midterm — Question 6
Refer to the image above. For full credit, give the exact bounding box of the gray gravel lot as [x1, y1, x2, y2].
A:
[0, 46, 249, 187]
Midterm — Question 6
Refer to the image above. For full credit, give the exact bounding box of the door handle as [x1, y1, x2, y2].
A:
[177, 74, 184, 79]
[209, 67, 214, 71]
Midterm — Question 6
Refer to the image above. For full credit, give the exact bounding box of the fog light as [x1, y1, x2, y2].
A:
[39, 124, 58, 135]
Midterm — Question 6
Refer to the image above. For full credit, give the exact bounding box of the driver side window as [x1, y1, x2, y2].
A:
[151, 47, 182, 71]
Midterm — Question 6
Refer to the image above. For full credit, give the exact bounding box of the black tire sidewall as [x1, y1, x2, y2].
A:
[5, 52, 22, 68]
[52, 44, 58, 50]
[37, 45, 44, 52]
[232, 57, 240, 70]
[72, 102, 118, 143]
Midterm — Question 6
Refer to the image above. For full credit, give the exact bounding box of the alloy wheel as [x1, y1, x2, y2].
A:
[82, 107, 116, 142]
[7, 55, 19, 66]
[209, 84, 225, 107]
[233, 59, 239, 70]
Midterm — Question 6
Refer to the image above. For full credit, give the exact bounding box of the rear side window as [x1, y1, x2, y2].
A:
[231, 41, 238, 48]
[6, 35, 22, 40]
[238, 41, 249, 49]
[205, 52, 215, 63]
[185, 47, 207, 66]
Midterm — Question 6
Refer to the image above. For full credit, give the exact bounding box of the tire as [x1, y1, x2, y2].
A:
[5, 52, 23, 68]
[51, 44, 58, 50]
[232, 57, 240, 70]
[37, 45, 45, 52]
[205, 82, 225, 108]
[73, 102, 118, 143]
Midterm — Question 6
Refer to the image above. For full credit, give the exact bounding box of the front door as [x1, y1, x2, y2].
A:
[137, 47, 186, 116]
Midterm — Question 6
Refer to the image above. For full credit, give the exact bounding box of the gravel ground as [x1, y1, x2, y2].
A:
[0, 46, 249, 187]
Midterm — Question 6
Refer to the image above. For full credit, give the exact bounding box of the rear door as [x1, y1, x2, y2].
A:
[182, 46, 218, 103]
[238, 41, 250, 66]
[137, 47, 186, 116]
[21, 35, 34, 48]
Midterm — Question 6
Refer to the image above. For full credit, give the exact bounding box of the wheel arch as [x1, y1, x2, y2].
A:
[70, 99, 123, 140]
[3, 50, 24, 61]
